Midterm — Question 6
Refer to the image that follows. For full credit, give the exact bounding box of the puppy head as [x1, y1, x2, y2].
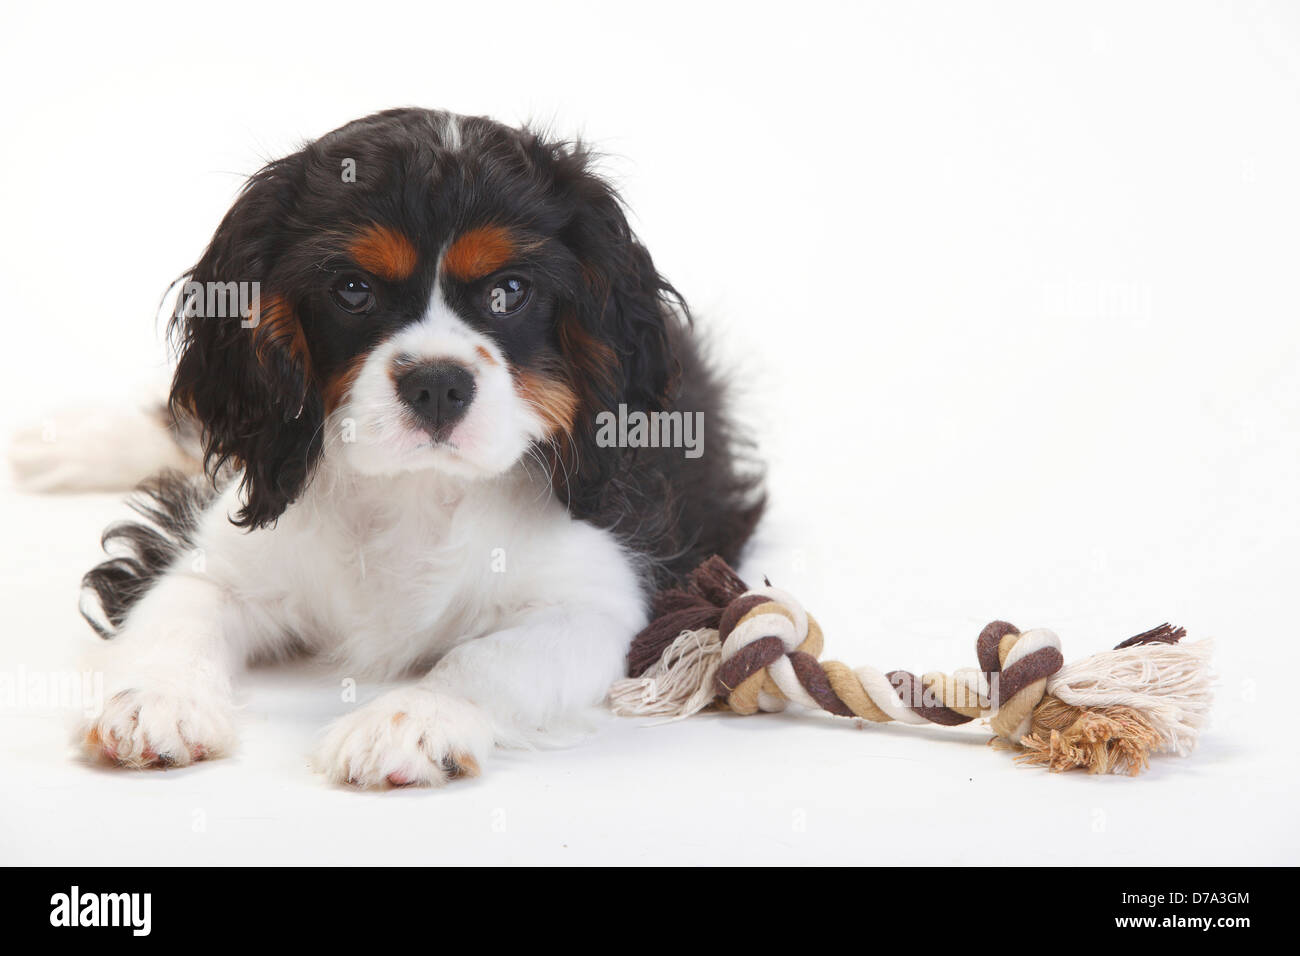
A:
[169, 108, 683, 527]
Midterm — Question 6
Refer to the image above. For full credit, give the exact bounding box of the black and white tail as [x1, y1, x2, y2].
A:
[78, 470, 217, 638]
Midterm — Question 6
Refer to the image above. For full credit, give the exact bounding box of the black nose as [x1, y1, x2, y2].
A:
[395, 363, 476, 437]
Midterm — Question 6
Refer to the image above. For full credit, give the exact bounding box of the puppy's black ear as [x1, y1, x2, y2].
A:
[168, 154, 322, 528]
[549, 144, 685, 508]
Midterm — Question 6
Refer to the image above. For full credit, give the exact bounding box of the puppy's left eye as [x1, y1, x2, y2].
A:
[484, 276, 531, 316]
[331, 274, 376, 314]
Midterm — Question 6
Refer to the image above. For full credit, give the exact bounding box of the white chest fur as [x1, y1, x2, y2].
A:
[197, 460, 640, 679]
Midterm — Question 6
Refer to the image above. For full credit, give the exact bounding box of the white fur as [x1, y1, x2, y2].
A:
[77, 279, 646, 787]
[441, 113, 462, 152]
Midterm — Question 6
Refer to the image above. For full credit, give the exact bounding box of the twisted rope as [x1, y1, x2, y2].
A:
[608, 556, 1213, 774]
[714, 585, 1063, 742]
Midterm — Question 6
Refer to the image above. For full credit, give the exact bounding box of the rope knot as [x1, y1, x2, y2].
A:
[715, 587, 822, 715]
[974, 621, 1065, 741]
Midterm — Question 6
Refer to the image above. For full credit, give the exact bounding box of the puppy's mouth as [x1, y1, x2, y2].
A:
[393, 420, 466, 456]
[402, 417, 463, 450]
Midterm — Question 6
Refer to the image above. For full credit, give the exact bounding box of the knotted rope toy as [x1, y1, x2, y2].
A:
[608, 557, 1213, 775]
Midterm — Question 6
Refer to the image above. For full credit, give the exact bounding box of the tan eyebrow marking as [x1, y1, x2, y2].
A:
[442, 225, 519, 282]
[348, 223, 419, 281]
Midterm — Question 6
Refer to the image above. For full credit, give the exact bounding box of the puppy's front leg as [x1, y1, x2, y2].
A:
[315, 601, 644, 789]
[80, 573, 240, 768]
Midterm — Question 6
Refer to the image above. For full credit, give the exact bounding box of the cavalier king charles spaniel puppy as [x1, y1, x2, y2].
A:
[60, 108, 763, 787]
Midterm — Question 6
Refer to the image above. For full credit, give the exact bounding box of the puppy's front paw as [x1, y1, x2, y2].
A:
[314, 688, 493, 789]
[81, 687, 236, 769]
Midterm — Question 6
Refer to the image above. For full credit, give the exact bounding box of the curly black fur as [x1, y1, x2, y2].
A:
[80, 470, 216, 637]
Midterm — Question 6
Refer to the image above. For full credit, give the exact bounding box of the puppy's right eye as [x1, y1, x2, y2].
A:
[483, 276, 531, 316]
[331, 275, 375, 314]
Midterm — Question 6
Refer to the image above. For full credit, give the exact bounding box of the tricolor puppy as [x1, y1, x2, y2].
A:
[70, 108, 764, 787]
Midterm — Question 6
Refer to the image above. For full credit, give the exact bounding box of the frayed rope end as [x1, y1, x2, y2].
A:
[1013, 636, 1215, 774]
[608, 627, 722, 722]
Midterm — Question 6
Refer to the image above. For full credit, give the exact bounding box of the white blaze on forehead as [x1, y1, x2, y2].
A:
[441, 113, 462, 152]
[385, 279, 495, 367]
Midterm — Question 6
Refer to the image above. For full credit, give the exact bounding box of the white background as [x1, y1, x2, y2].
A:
[1, 1, 1297, 864]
